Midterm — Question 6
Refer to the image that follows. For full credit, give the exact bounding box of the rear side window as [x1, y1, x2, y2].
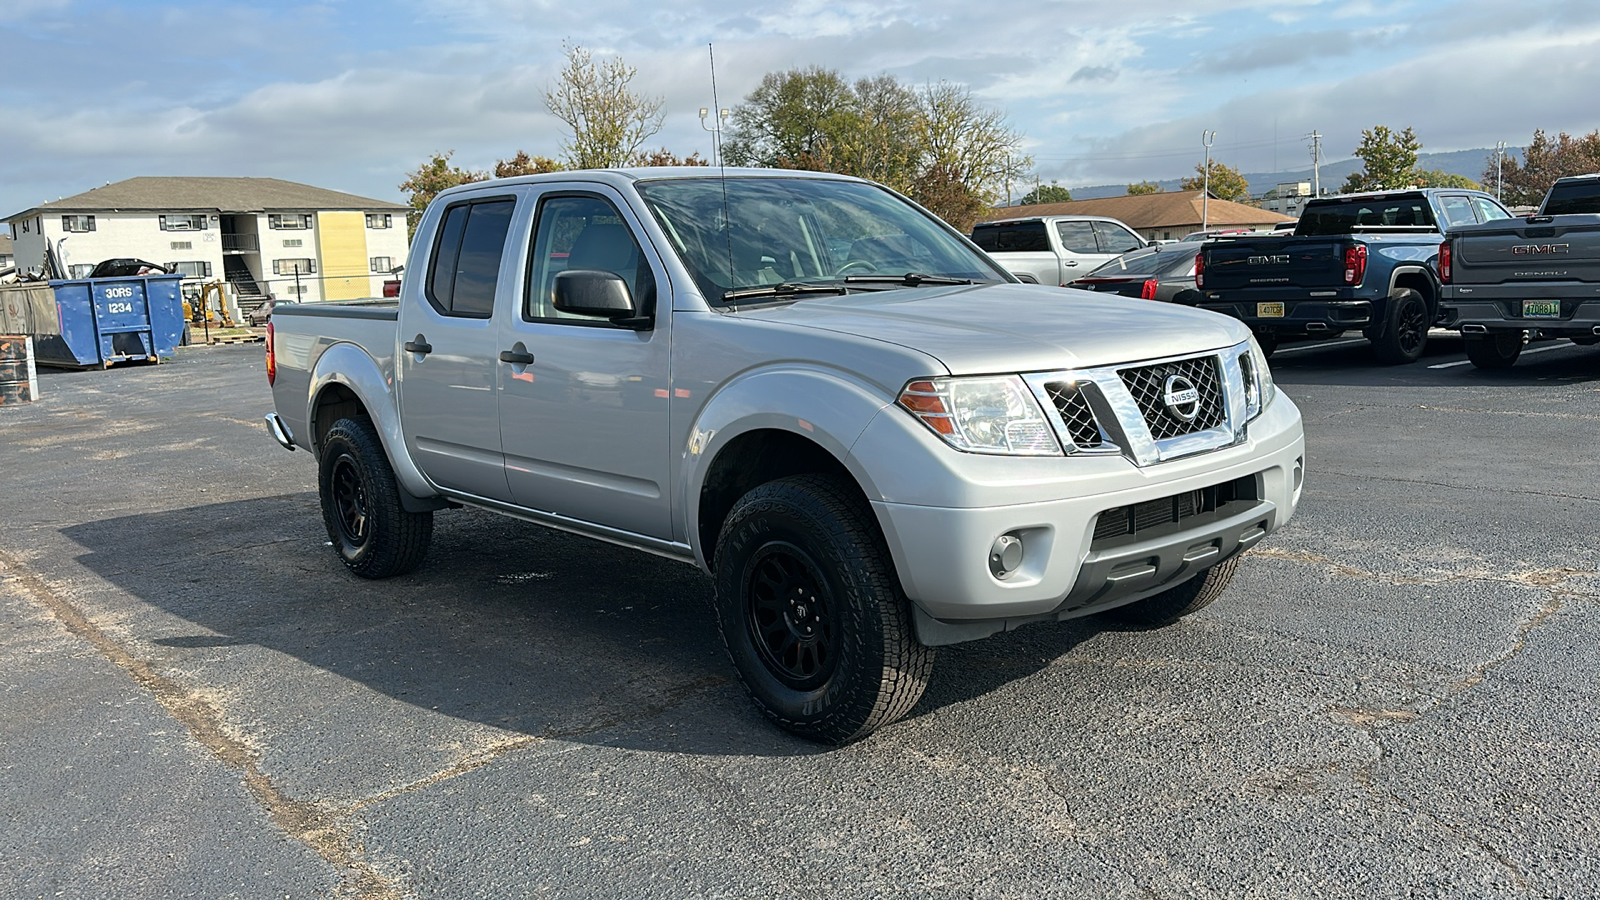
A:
[426, 198, 516, 318]
[1437, 195, 1478, 228]
[971, 222, 1049, 252]
[1054, 221, 1098, 254]
[1472, 197, 1512, 222]
[1092, 221, 1145, 254]
[1542, 181, 1600, 215]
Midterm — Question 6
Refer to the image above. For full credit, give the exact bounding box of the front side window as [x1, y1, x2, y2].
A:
[1054, 221, 1099, 254]
[525, 195, 653, 323]
[1092, 221, 1144, 253]
[1472, 197, 1513, 222]
[273, 258, 316, 275]
[62, 215, 96, 233]
[425, 198, 515, 318]
[160, 214, 207, 232]
[1437, 195, 1478, 228]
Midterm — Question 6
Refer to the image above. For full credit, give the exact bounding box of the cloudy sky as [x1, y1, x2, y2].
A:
[3, 0, 1597, 215]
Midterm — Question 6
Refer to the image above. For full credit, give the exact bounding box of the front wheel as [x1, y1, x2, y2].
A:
[1464, 330, 1524, 369]
[318, 416, 433, 578]
[713, 474, 934, 744]
[1373, 289, 1429, 364]
[1102, 556, 1241, 628]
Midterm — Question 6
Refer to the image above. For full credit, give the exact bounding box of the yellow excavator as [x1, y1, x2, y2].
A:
[183, 282, 236, 328]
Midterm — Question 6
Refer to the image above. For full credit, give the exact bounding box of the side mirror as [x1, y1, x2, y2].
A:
[553, 269, 649, 328]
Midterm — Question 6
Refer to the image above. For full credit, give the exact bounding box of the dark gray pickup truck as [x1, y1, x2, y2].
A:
[1439, 174, 1600, 368]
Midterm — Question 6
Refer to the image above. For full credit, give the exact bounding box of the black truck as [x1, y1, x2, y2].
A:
[1439, 173, 1600, 368]
[1192, 189, 1514, 363]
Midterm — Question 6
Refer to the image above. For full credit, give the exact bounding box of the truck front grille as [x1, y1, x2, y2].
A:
[1118, 355, 1226, 440]
[1043, 383, 1105, 449]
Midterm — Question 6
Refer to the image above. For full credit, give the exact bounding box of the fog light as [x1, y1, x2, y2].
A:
[989, 534, 1024, 580]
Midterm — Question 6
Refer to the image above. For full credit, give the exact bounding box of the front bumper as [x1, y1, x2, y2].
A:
[865, 393, 1304, 646]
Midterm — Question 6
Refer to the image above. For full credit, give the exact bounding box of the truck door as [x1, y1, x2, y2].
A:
[396, 194, 520, 502]
[498, 188, 673, 539]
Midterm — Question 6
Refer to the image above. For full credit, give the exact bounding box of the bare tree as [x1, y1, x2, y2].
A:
[544, 42, 665, 169]
[915, 81, 1031, 228]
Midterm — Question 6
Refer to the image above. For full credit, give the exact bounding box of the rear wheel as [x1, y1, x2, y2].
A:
[1103, 556, 1241, 628]
[1464, 330, 1524, 369]
[1373, 289, 1429, 364]
[318, 416, 432, 578]
[713, 474, 933, 744]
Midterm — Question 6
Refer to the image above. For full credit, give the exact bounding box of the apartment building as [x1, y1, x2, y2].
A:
[5, 177, 409, 310]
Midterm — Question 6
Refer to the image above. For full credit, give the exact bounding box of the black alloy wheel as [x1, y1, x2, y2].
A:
[1374, 289, 1429, 364]
[744, 542, 839, 691]
[316, 415, 433, 578]
[329, 454, 371, 553]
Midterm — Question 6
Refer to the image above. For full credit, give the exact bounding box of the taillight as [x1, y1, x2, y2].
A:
[1194, 251, 1205, 289]
[1140, 278, 1159, 300]
[265, 321, 276, 386]
[1438, 241, 1452, 283]
[1343, 245, 1368, 286]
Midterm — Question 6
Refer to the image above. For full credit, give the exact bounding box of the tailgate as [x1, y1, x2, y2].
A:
[1453, 216, 1600, 285]
[1202, 237, 1349, 292]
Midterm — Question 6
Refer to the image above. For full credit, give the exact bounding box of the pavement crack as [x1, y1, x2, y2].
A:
[0, 549, 405, 900]
[345, 735, 548, 814]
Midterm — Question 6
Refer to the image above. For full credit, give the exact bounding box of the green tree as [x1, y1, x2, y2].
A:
[1414, 169, 1480, 190]
[1341, 125, 1422, 192]
[1181, 160, 1250, 201]
[1484, 129, 1600, 206]
[1126, 181, 1163, 195]
[544, 42, 665, 169]
[722, 67, 859, 170]
[398, 151, 487, 234]
[493, 151, 564, 178]
[1019, 182, 1073, 205]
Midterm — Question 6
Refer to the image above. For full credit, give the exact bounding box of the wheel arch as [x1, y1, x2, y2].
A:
[306, 341, 439, 504]
[1389, 265, 1439, 317]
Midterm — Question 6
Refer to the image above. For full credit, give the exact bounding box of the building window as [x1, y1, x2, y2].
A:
[169, 261, 213, 278]
[366, 213, 392, 229]
[274, 258, 316, 275]
[285, 283, 308, 295]
[62, 215, 96, 233]
[160, 214, 208, 232]
[282, 238, 303, 248]
[69, 264, 95, 278]
[370, 256, 394, 273]
[269, 214, 313, 230]
[18, 220, 30, 234]
[170, 241, 193, 251]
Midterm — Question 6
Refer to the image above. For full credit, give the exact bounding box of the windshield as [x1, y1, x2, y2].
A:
[634, 176, 1008, 304]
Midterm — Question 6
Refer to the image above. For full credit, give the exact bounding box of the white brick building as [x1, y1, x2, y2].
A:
[5, 177, 410, 311]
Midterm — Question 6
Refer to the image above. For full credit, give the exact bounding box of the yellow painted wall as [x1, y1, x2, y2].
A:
[315, 211, 370, 300]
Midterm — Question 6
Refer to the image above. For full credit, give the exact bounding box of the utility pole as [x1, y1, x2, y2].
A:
[1308, 131, 1322, 197]
[1495, 140, 1507, 202]
[1201, 130, 1216, 230]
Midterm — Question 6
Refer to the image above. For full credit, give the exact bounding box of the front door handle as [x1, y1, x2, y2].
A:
[1063, 260, 1079, 267]
[404, 335, 432, 354]
[499, 348, 535, 365]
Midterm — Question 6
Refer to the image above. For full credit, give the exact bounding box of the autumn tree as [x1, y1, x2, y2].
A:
[1127, 181, 1163, 195]
[630, 148, 710, 167]
[398, 151, 487, 233]
[1181, 160, 1250, 201]
[1341, 125, 1422, 192]
[1484, 129, 1600, 206]
[493, 151, 564, 178]
[1414, 169, 1480, 190]
[1020, 182, 1073, 205]
[544, 42, 665, 169]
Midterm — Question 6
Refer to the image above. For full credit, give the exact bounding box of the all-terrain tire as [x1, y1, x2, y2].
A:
[1464, 331, 1524, 369]
[1102, 555, 1242, 628]
[1372, 288, 1429, 364]
[318, 416, 432, 578]
[712, 473, 934, 744]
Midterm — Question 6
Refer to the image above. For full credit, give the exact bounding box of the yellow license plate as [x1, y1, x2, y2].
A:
[1257, 302, 1285, 318]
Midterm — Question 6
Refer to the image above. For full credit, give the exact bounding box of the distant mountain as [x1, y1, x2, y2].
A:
[1050, 148, 1514, 202]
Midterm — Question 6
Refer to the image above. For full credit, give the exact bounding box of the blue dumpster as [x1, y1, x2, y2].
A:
[35, 275, 185, 368]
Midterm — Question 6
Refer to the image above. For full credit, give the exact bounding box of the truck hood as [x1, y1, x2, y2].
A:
[732, 282, 1250, 374]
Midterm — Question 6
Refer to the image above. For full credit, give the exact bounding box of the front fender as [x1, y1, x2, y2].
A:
[307, 341, 438, 501]
[679, 364, 895, 568]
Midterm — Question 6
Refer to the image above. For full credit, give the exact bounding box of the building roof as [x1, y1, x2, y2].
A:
[7, 176, 408, 220]
[983, 190, 1292, 231]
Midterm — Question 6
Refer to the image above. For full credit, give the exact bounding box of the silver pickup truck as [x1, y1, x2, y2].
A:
[265, 168, 1304, 743]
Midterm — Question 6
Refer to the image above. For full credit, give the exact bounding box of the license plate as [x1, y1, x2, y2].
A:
[1257, 302, 1285, 318]
[1522, 299, 1560, 318]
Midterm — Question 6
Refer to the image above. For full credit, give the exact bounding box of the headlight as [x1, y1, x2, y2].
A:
[898, 375, 1062, 456]
[1240, 335, 1277, 421]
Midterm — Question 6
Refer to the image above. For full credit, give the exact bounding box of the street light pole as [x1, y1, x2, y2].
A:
[1495, 140, 1507, 202]
[1201, 130, 1217, 231]
[699, 107, 730, 167]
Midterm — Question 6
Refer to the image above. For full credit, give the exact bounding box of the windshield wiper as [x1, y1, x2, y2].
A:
[721, 282, 852, 302]
[842, 273, 974, 287]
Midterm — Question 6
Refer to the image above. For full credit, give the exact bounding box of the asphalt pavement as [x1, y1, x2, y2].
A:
[1, 336, 1596, 899]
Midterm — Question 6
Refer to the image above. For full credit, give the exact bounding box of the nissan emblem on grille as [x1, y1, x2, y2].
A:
[1162, 374, 1201, 422]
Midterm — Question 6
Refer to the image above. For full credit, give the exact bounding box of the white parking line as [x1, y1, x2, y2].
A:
[1271, 338, 1369, 356]
[1428, 343, 1574, 369]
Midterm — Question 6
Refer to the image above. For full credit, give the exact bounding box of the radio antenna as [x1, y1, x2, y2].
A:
[710, 43, 734, 292]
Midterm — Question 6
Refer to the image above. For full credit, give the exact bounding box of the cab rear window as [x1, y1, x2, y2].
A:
[1297, 197, 1435, 235]
[971, 222, 1049, 252]
[1542, 181, 1600, 216]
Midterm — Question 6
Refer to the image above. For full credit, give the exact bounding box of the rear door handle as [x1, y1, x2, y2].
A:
[499, 348, 535, 365]
[404, 336, 432, 354]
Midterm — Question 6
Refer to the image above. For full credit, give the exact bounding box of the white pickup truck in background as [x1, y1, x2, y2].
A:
[970, 214, 1151, 285]
[265, 168, 1304, 743]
